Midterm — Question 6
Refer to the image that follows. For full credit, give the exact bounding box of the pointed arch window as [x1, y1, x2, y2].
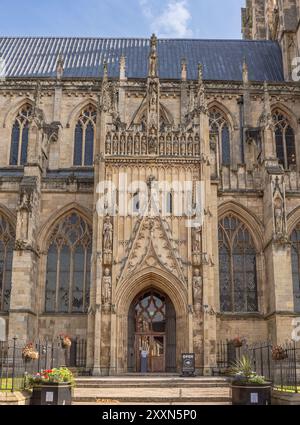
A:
[45, 213, 92, 313]
[209, 108, 231, 166]
[74, 106, 96, 166]
[10, 105, 32, 166]
[218, 215, 258, 313]
[166, 192, 173, 215]
[0, 215, 15, 312]
[290, 224, 300, 312]
[273, 110, 296, 169]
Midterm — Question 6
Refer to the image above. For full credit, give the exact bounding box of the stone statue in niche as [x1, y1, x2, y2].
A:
[192, 226, 201, 266]
[193, 269, 203, 309]
[173, 137, 179, 155]
[102, 268, 112, 306]
[187, 136, 193, 156]
[103, 216, 113, 250]
[166, 136, 172, 155]
[127, 135, 133, 155]
[148, 126, 157, 155]
[134, 134, 140, 154]
[141, 135, 147, 155]
[159, 136, 165, 155]
[274, 196, 283, 236]
[192, 226, 201, 252]
[105, 133, 112, 155]
[103, 216, 113, 265]
[120, 133, 125, 155]
[113, 134, 118, 155]
[148, 81, 159, 127]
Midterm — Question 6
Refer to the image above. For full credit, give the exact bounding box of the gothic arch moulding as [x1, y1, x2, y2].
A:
[129, 102, 174, 129]
[2, 98, 37, 129]
[37, 202, 93, 252]
[271, 103, 298, 129]
[287, 206, 300, 235]
[218, 201, 264, 252]
[66, 99, 98, 128]
[207, 100, 238, 130]
[115, 268, 188, 318]
[0, 204, 16, 227]
[257, 102, 298, 130]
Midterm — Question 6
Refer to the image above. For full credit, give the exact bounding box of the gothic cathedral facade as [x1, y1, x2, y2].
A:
[0, 0, 300, 375]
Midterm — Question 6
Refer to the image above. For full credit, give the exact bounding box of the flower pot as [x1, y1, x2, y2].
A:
[231, 382, 272, 405]
[61, 338, 72, 349]
[30, 382, 72, 405]
[232, 342, 243, 348]
[272, 346, 288, 361]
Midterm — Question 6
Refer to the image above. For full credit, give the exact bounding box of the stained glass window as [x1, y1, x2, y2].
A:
[0, 215, 15, 312]
[291, 224, 300, 312]
[45, 213, 92, 313]
[135, 290, 166, 334]
[73, 106, 96, 166]
[219, 215, 258, 313]
[273, 110, 296, 169]
[10, 105, 32, 166]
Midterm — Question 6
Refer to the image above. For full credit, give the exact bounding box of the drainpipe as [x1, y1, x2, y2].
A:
[237, 95, 245, 163]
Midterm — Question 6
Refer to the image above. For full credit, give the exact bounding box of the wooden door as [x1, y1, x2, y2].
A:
[150, 335, 165, 373]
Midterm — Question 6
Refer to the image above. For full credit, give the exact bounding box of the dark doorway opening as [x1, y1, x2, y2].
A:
[128, 289, 176, 373]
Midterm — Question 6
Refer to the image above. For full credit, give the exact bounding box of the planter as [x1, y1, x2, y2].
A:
[231, 338, 244, 348]
[30, 383, 72, 406]
[231, 382, 272, 405]
[272, 346, 288, 361]
[61, 337, 72, 350]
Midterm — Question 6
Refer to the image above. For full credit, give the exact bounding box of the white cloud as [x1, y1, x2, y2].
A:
[139, 0, 193, 38]
[139, 0, 153, 19]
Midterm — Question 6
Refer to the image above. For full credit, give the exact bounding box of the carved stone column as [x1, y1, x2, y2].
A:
[263, 167, 294, 343]
[8, 173, 41, 342]
[198, 82, 217, 375]
[87, 66, 116, 375]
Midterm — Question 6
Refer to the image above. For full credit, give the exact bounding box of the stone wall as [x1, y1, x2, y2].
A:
[0, 59, 299, 372]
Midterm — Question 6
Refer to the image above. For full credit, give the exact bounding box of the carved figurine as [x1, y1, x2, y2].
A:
[193, 269, 203, 307]
[102, 268, 112, 305]
[274, 196, 283, 236]
[103, 216, 113, 251]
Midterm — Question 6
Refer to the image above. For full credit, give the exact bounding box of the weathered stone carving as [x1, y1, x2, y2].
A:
[16, 177, 39, 251]
[272, 175, 287, 241]
[194, 64, 208, 115]
[149, 34, 158, 78]
[102, 268, 112, 307]
[56, 53, 64, 80]
[259, 82, 274, 130]
[192, 226, 201, 266]
[193, 269, 203, 310]
[118, 214, 186, 285]
[103, 215, 113, 265]
[99, 62, 118, 116]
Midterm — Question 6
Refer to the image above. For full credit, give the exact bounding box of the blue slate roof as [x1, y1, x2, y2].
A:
[0, 37, 284, 82]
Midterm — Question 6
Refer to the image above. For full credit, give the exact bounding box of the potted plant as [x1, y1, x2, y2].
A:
[22, 343, 39, 362]
[59, 334, 72, 349]
[231, 337, 244, 348]
[26, 367, 74, 405]
[230, 356, 272, 405]
[271, 345, 288, 361]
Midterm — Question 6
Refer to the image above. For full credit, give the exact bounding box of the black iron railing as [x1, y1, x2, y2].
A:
[0, 337, 88, 392]
[216, 340, 300, 393]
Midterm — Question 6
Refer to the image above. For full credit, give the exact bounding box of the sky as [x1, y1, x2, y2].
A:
[0, 0, 245, 39]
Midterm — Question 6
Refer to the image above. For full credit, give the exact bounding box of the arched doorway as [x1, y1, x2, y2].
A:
[127, 289, 176, 373]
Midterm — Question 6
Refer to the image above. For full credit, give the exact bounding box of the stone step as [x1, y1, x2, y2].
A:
[75, 377, 230, 389]
[73, 386, 232, 404]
